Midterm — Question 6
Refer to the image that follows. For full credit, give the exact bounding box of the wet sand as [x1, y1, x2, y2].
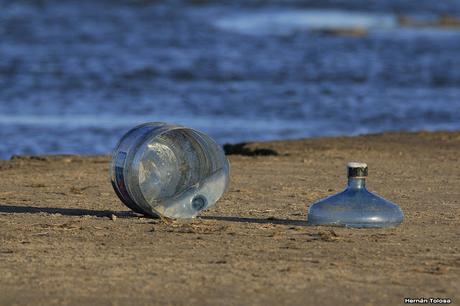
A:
[0, 132, 459, 305]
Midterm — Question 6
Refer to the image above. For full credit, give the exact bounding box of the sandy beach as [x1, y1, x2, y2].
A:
[0, 131, 459, 305]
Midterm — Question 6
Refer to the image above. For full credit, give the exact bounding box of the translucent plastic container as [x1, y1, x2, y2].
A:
[110, 122, 230, 219]
[307, 162, 404, 228]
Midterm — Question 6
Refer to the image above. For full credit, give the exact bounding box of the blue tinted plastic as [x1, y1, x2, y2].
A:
[308, 172, 404, 228]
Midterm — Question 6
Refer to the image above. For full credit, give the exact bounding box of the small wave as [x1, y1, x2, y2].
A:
[213, 9, 460, 37]
[0, 114, 309, 132]
[213, 10, 397, 35]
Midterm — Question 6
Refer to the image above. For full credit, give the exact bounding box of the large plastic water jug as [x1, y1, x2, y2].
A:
[110, 122, 230, 219]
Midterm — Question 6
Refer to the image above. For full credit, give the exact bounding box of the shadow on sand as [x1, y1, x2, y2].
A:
[0, 205, 308, 226]
[0, 204, 135, 218]
[200, 215, 308, 226]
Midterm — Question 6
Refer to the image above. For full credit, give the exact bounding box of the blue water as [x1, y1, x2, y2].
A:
[1, 0, 460, 159]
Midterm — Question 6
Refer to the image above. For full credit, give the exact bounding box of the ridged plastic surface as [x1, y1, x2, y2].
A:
[110, 123, 230, 219]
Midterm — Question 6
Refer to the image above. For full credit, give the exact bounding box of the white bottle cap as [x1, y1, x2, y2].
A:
[347, 162, 368, 177]
[347, 162, 368, 169]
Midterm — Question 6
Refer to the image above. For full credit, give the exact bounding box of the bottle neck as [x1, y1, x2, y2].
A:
[347, 177, 366, 189]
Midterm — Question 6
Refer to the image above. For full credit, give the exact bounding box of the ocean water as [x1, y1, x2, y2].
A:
[1, 0, 460, 159]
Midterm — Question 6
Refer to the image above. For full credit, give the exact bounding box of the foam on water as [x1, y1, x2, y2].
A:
[214, 10, 397, 35]
[213, 9, 460, 36]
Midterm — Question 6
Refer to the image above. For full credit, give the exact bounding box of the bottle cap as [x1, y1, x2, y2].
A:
[347, 162, 368, 177]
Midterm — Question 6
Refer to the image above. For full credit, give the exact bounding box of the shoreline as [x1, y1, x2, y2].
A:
[2, 129, 459, 161]
[0, 131, 459, 305]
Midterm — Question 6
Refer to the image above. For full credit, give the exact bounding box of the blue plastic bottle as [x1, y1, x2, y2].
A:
[307, 162, 404, 228]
